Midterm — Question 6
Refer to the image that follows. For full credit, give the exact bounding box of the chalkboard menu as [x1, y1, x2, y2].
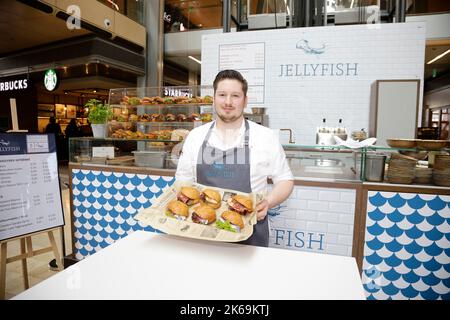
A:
[0, 133, 64, 241]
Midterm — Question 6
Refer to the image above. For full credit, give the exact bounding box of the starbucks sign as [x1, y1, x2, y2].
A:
[44, 69, 58, 91]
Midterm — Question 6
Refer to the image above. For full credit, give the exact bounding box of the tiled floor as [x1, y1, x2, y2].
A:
[2, 164, 72, 300]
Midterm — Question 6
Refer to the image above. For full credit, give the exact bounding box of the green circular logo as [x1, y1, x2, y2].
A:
[44, 69, 58, 91]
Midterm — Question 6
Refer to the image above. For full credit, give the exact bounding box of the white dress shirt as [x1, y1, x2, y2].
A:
[175, 120, 293, 193]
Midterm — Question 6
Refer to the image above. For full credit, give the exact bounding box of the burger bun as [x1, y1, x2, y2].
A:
[221, 210, 244, 230]
[167, 200, 189, 217]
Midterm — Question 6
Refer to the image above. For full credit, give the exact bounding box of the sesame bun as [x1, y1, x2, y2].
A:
[181, 187, 200, 200]
[193, 205, 216, 224]
[167, 200, 189, 217]
[232, 195, 253, 212]
[221, 210, 244, 230]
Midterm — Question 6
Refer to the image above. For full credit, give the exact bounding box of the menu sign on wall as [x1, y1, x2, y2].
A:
[219, 42, 265, 104]
[0, 134, 64, 241]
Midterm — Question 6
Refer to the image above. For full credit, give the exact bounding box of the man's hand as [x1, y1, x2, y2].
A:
[254, 180, 294, 222]
[255, 199, 269, 221]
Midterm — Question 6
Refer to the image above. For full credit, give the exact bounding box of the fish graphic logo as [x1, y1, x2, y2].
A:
[268, 204, 288, 221]
[0, 139, 10, 146]
[296, 39, 326, 55]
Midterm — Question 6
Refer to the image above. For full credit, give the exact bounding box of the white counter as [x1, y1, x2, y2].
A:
[13, 231, 365, 300]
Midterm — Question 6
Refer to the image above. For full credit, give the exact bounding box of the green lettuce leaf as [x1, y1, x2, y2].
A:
[215, 220, 237, 233]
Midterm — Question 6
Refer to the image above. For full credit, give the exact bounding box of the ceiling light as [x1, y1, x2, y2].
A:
[188, 56, 202, 64]
[427, 49, 450, 65]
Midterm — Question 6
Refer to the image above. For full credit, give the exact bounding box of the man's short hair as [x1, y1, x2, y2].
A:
[213, 69, 248, 96]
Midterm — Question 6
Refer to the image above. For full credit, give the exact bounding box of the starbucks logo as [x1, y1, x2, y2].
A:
[44, 69, 58, 91]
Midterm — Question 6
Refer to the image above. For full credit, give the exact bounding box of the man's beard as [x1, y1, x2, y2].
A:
[216, 109, 244, 123]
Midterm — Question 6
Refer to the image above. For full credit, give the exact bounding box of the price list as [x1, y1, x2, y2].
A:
[219, 42, 265, 104]
[0, 134, 64, 241]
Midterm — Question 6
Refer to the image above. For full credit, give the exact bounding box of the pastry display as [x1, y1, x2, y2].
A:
[110, 90, 214, 142]
[121, 95, 213, 106]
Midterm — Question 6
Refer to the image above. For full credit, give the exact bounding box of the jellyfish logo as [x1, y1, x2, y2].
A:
[296, 39, 326, 55]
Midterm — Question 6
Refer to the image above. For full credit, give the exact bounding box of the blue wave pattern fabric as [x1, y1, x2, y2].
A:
[71, 169, 175, 260]
[362, 191, 450, 300]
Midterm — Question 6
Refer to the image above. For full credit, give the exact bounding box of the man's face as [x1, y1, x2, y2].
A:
[214, 79, 247, 123]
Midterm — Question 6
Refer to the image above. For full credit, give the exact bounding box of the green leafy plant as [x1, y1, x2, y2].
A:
[85, 99, 112, 124]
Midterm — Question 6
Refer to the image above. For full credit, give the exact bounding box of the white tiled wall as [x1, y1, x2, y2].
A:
[268, 185, 356, 257]
[201, 23, 426, 145]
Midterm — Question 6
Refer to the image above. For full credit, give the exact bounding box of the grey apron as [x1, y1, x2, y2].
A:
[196, 120, 269, 247]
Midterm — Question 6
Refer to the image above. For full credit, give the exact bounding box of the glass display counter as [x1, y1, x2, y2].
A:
[283, 145, 363, 183]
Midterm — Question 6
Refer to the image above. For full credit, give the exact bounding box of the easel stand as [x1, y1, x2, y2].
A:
[0, 228, 63, 300]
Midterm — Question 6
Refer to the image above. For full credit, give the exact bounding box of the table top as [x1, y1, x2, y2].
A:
[14, 231, 365, 300]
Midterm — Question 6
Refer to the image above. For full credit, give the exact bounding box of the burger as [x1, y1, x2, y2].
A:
[200, 189, 222, 209]
[166, 200, 189, 221]
[191, 205, 216, 225]
[216, 211, 244, 233]
[227, 195, 253, 215]
[177, 186, 200, 206]
[165, 113, 176, 122]
[139, 114, 151, 122]
[163, 97, 175, 104]
[150, 113, 164, 122]
[141, 97, 152, 104]
[176, 114, 187, 122]
[202, 95, 213, 103]
[189, 113, 201, 122]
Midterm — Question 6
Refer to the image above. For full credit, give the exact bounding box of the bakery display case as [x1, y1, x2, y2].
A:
[106, 85, 214, 140]
[68, 85, 214, 168]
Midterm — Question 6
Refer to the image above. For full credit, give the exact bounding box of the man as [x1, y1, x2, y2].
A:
[176, 69, 294, 247]
[45, 116, 62, 136]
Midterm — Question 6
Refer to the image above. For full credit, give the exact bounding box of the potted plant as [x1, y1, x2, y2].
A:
[86, 99, 112, 138]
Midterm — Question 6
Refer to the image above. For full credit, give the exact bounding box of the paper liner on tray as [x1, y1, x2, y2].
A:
[134, 181, 260, 242]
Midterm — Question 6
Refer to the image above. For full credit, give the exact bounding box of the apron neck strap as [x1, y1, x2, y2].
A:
[202, 119, 250, 148]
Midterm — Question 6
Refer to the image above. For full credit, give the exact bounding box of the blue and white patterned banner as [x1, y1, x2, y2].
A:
[71, 169, 175, 259]
[362, 191, 450, 300]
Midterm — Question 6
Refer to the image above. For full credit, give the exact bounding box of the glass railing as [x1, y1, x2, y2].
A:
[327, 0, 389, 13]
[164, 0, 223, 33]
[97, 0, 144, 25]
[405, 0, 450, 15]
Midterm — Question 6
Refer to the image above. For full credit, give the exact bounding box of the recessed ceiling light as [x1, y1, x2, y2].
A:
[188, 56, 202, 64]
[427, 49, 450, 65]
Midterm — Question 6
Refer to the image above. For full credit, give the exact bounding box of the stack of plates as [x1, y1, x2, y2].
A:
[433, 155, 450, 186]
[387, 153, 417, 184]
[414, 167, 433, 184]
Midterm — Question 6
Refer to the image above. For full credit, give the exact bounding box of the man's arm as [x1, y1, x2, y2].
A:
[174, 136, 195, 182]
[255, 128, 294, 220]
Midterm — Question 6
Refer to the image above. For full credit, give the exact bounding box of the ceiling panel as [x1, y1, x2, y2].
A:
[0, 1, 90, 56]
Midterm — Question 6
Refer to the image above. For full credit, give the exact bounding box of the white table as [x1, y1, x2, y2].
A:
[13, 231, 365, 300]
